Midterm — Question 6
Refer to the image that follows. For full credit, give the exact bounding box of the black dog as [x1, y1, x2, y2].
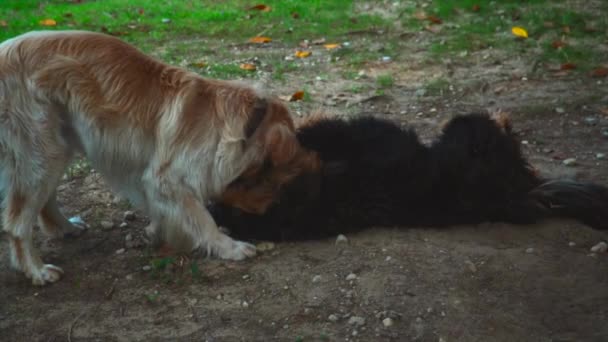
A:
[211, 112, 608, 242]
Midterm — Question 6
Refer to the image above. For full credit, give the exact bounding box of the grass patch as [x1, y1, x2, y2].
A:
[376, 74, 394, 88]
[0, 0, 389, 45]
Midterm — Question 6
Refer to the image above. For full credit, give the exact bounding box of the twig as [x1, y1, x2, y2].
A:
[67, 309, 88, 342]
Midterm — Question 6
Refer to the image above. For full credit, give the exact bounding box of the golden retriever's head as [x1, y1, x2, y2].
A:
[220, 97, 321, 214]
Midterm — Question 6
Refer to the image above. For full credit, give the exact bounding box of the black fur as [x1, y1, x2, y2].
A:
[210, 112, 608, 242]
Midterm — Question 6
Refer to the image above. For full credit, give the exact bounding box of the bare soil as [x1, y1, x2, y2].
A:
[1, 27, 608, 342]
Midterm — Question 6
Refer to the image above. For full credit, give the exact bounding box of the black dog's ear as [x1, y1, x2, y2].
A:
[323, 161, 348, 176]
[244, 98, 268, 139]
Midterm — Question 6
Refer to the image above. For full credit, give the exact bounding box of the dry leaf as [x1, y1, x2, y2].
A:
[39, 19, 57, 26]
[560, 63, 576, 70]
[240, 63, 257, 71]
[562, 26, 570, 33]
[311, 38, 326, 45]
[425, 25, 441, 34]
[290, 90, 305, 101]
[472, 4, 480, 12]
[291, 12, 300, 19]
[191, 61, 206, 68]
[551, 40, 566, 49]
[591, 67, 608, 78]
[249, 36, 272, 43]
[413, 10, 427, 20]
[0, 20, 7, 27]
[427, 15, 442, 24]
[323, 43, 340, 50]
[295, 51, 311, 58]
[250, 4, 271, 12]
[511, 26, 528, 38]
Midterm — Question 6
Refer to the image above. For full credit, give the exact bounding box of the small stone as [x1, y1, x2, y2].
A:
[312, 275, 322, 283]
[125, 274, 133, 280]
[465, 260, 477, 272]
[142, 265, 152, 271]
[125, 234, 133, 242]
[119, 222, 128, 228]
[555, 107, 565, 114]
[382, 317, 394, 327]
[385, 256, 392, 262]
[216, 294, 223, 300]
[602, 130, 608, 139]
[352, 330, 358, 336]
[562, 158, 577, 166]
[242, 274, 250, 280]
[283, 324, 289, 329]
[590, 241, 608, 253]
[124, 211, 136, 221]
[525, 247, 535, 254]
[328, 314, 339, 322]
[242, 301, 249, 308]
[348, 316, 366, 326]
[568, 241, 576, 247]
[381, 56, 392, 62]
[542, 148, 553, 154]
[115, 248, 125, 254]
[596, 153, 605, 160]
[346, 273, 357, 281]
[584, 117, 598, 126]
[161, 18, 171, 24]
[335, 234, 349, 245]
[101, 220, 114, 230]
[415, 88, 427, 97]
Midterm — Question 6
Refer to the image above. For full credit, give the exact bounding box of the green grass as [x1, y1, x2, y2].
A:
[0, 0, 388, 45]
[376, 74, 394, 88]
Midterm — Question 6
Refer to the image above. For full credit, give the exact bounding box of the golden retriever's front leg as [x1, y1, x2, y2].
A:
[144, 184, 257, 260]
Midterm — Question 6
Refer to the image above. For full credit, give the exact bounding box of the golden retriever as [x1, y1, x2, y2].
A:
[0, 30, 319, 285]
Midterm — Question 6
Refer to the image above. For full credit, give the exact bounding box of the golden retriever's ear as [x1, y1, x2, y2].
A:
[244, 98, 268, 139]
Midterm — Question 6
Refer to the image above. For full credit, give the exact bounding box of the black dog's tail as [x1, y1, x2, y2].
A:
[528, 179, 608, 230]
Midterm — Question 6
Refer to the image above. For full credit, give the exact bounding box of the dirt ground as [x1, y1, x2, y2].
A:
[2, 23, 608, 342]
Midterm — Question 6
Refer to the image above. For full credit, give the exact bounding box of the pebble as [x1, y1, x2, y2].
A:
[542, 148, 554, 154]
[242, 301, 249, 308]
[142, 265, 152, 271]
[562, 158, 577, 166]
[584, 117, 598, 126]
[602, 130, 608, 139]
[590, 241, 608, 253]
[525, 247, 535, 254]
[348, 316, 366, 326]
[555, 107, 565, 114]
[119, 222, 128, 228]
[381, 56, 392, 62]
[124, 211, 136, 221]
[161, 18, 171, 24]
[596, 153, 605, 160]
[125, 274, 133, 280]
[382, 317, 394, 327]
[335, 234, 349, 245]
[101, 220, 114, 230]
[328, 314, 339, 322]
[242, 274, 250, 280]
[385, 256, 392, 262]
[568, 241, 576, 247]
[346, 273, 357, 281]
[115, 248, 125, 254]
[125, 234, 133, 242]
[465, 260, 477, 273]
[312, 275, 322, 283]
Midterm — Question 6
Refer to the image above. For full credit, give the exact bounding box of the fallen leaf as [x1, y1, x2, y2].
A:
[239, 63, 257, 71]
[291, 12, 300, 19]
[560, 63, 576, 70]
[551, 40, 566, 49]
[543, 21, 555, 28]
[249, 36, 272, 43]
[511, 26, 528, 38]
[295, 50, 311, 58]
[413, 10, 427, 20]
[425, 25, 441, 34]
[138, 8, 145, 15]
[281, 90, 305, 102]
[323, 43, 340, 50]
[39, 18, 57, 26]
[63, 13, 73, 18]
[311, 38, 326, 45]
[191, 61, 206, 68]
[591, 67, 608, 77]
[562, 26, 570, 33]
[427, 15, 442, 24]
[249, 4, 271, 12]
[472, 4, 480, 12]
[0, 20, 7, 27]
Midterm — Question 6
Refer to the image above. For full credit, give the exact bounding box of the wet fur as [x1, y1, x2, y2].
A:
[0, 30, 316, 285]
[211, 112, 608, 242]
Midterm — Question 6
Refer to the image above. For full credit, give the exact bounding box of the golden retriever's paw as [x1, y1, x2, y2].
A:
[217, 239, 257, 261]
[31, 264, 64, 286]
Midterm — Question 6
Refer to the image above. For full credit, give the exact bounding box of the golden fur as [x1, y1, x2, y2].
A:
[0, 30, 318, 285]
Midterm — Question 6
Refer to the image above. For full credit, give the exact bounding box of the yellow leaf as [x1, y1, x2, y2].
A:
[290, 90, 305, 101]
[249, 36, 272, 43]
[249, 4, 271, 12]
[323, 43, 340, 50]
[511, 26, 528, 38]
[0, 20, 8, 27]
[295, 51, 311, 58]
[191, 61, 206, 68]
[39, 18, 57, 26]
[240, 63, 257, 71]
